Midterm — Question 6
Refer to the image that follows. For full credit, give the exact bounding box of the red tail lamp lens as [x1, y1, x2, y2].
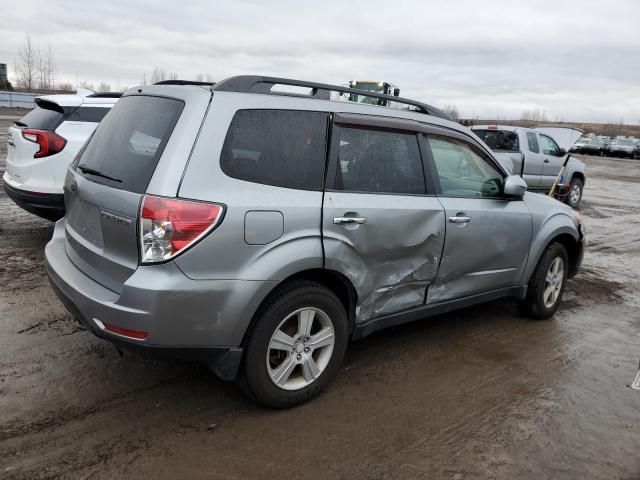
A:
[140, 195, 224, 264]
[22, 129, 67, 158]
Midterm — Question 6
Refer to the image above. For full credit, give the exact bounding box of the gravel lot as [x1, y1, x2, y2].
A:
[1, 115, 639, 479]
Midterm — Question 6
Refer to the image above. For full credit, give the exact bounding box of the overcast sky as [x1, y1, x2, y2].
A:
[1, 0, 639, 123]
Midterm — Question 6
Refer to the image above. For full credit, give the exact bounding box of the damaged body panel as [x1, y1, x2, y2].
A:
[323, 192, 445, 322]
[427, 197, 532, 302]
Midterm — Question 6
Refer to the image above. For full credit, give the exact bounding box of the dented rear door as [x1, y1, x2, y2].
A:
[322, 115, 445, 323]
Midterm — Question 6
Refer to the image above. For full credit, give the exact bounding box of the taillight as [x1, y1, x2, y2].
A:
[22, 129, 67, 158]
[139, 195, 224, 264]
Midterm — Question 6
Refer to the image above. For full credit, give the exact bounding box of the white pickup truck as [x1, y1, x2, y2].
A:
[471, 125, 586, 208]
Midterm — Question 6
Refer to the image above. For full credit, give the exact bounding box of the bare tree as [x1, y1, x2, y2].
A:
[150, 67, 167, 84]
[97, 82, 112, 92]
[195, 73, 204, 82]
[206, 74, 214, 83]
[442, 104, 460, 122]
[43, 45, 55, 90]
[57, 82, 74, 92]
[521, 108, 548, 124]
[15, 36, 38, 90]
[78, 80, 95, 92]
[168, 72, 179, 81]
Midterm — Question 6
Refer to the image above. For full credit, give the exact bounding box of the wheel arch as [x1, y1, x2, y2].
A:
[525, 228, 581, 283]
[241, 268, 358, 346]
[571, 171, 585, 186]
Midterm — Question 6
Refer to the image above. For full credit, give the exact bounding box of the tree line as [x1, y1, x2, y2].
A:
[6, 36, 215, 94]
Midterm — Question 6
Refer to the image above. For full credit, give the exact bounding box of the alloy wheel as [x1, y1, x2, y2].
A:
[266, 307, 335, 391]
[570, 184, 582, 205]
[543, 257, 564, 308]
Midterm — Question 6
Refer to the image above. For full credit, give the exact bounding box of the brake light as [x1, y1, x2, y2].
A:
[22, 129, 67, 158]
[139, 195, 224, 264]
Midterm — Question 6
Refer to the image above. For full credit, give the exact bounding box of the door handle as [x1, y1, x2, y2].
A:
[448, 216, 471, 224]
[544, 159, 550, 163]
[334, 217, 367, 225]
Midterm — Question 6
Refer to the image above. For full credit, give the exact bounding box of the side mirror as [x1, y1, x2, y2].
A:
[504, 175, 528, 198]
[558, 148, 567, 156]
[393, 88, 400, 97]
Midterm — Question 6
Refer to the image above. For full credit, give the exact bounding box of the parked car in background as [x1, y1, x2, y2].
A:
[472, 125, 586, 208]
[3, 91, 121, 220]
[570, 137, 609, 156]
[609, 138, 638, 158]
[46, 76, 585, 408]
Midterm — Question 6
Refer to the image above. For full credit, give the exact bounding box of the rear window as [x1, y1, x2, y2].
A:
[76, 95, 183, 193]
[473, 129, 519, 152]
[220, 110, 328, 191]
[15, 102, 65, 130]
[65, 106, 111, 123]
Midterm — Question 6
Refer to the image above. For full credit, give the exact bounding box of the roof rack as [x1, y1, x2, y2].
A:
[87, 92, 123, 98]
[211, 76, 452, 120]
[154, 80, 215, 86]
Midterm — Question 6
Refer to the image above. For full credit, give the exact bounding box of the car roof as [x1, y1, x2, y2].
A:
[35, 93, 120, 108]
[124, 80, 466, 136]
[472, 124, 520, 133]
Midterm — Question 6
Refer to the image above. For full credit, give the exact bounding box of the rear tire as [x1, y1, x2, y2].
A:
[518, 242, 568, 320]
[239, 281, 348, 408]
[565, 177, 583, 208]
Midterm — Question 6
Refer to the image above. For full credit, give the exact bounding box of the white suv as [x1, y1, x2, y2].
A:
[3, 91, 120, 220]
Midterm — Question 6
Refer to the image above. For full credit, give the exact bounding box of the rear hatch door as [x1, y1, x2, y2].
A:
[64, 87, 211, 293]
[6, 99, 70, 183]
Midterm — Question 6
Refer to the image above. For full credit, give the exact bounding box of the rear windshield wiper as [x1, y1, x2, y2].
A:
[77, 164, 122, 183]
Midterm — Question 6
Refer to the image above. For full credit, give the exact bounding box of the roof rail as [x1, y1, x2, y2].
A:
[154, 80, 215, 86]
[212, 76, 452, 120]
[87, 92, 123, 98]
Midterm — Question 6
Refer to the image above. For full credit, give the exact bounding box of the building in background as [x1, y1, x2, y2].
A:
[0, 63, 7, 81]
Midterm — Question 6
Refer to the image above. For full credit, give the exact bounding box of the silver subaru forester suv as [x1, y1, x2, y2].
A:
[46, 76, 584, 408]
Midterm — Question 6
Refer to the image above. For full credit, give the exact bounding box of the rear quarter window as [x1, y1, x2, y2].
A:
[76, 95, 183, 193]
[220, 109, 329, 191]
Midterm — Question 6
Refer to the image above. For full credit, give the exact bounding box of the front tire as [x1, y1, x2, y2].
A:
[565, 177, 583, 208]
[239, 281, 348, 408]
[518, 242, 568, 320]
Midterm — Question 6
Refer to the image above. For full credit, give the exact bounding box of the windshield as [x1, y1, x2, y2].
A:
[472, 129, 520, 152]
[349, 82, 385, 105]
[615, 140, 634, 146]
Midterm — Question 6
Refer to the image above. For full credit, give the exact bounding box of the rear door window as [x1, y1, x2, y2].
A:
[220, 109, 328, 191]
[76, 95, 183, 193]
[332, 126, 425, 195]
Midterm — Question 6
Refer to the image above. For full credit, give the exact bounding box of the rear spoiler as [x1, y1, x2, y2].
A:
[34, 97, 65, 114]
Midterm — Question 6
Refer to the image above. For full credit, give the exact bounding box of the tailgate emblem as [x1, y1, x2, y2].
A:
[7, 131, 14, 146]
[100, 210, 132, 225]
[70, 179, 78, 192]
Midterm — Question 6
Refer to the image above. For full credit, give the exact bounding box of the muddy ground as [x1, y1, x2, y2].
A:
[1, 115, 639, 479]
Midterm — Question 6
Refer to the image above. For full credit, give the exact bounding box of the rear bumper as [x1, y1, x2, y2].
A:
[3, 179, 65, 221]
[46, 273, 242, 380]
[45, 220, 275, 380]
